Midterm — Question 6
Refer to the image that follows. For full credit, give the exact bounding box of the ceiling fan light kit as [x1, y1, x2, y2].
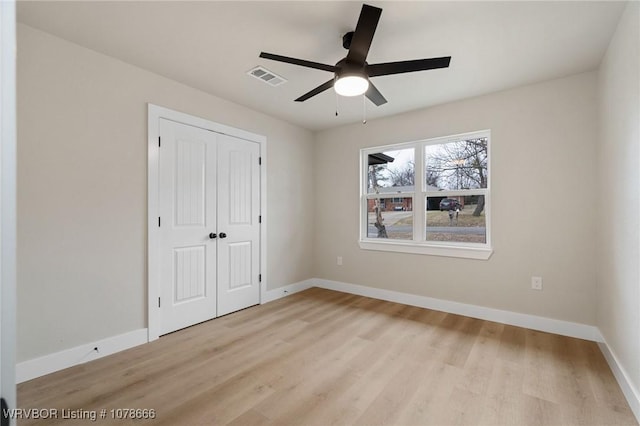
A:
[334, 57, 369, 96]
[259, 3, 452, 108]
[334, 75, 369, 96]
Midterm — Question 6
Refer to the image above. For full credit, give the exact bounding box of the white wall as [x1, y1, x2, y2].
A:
[596, 0, 640, 408]
[314, 71, 598, 325]
[16, 24, 315, 362]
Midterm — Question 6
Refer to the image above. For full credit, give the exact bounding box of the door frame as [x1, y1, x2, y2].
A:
[147, 104, 267, 341]
[1, 0, 17, 417]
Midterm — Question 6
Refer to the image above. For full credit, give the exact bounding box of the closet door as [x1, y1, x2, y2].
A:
[216, 135, 261, 316]
[158, 119, 218, 334]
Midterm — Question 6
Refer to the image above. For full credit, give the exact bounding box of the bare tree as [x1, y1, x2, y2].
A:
[368, 164, 388, 238]
[388, 161, 415, 187]
[426, 138, 488, 216]
[426, 169, 439, 188]
[368, 164, 385, 190]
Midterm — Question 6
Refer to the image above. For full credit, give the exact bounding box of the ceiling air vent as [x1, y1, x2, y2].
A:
[247, 66, 287, 87]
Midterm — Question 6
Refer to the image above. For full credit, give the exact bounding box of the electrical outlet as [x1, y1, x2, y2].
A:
[531, 276, 543, 291]
[337, 256, 343, 266]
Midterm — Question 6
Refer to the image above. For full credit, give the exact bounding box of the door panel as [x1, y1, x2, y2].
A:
[173, 246, 206, 301]
[174, 139, 206, 226]
[228, 242, 252, 290]
[159, 119, 217, 334]
[217, 135, 260, 316]
[228, 150, 253, 224]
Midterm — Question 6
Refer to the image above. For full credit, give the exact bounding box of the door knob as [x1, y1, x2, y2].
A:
[219, 232, 227, 239]
[209, 233, 217, 239]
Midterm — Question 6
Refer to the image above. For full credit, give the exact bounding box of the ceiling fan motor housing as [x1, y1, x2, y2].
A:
[335, 58, 367, 80]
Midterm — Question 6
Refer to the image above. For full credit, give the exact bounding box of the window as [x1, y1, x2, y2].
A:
[360, 130, 491, 259]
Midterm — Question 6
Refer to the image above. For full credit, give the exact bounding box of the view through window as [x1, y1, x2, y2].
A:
[361, 131, 491, 257]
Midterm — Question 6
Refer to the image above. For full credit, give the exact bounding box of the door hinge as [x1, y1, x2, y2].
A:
[158, 136, 161, 147]
[258, 157, 262, 165]
[258, 215, 262, 223]
[158, 297, 161, 308]
[158, 217, 161, 227]
[259, 274, 262, 282]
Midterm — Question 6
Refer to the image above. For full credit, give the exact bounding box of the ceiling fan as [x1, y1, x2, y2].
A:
[259, 3, 451, 106]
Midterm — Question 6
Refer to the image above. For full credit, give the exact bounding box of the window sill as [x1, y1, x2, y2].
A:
[358, 240, 493, 260]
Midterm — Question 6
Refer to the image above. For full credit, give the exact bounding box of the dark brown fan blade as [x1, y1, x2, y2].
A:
[365, 81, 387, 106]
[346, 4, 382, 65]
[295, 79, 335, 102]
[260, 52, 336, 73]
[367, 57, 451, 77]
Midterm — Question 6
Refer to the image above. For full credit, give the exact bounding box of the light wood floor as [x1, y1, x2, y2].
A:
[19, 288, 637, 426]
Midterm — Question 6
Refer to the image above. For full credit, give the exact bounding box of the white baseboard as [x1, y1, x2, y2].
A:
[16, 328, 148, 383]
[598, 339, 640, 423]
[262, 279, 315, 304]
[313, 278, 602, 342]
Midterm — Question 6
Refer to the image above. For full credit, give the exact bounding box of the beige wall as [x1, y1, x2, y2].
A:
[17, 24, 315, 362]
[596, 2, 640, 403]
[314, 72, 598, 325]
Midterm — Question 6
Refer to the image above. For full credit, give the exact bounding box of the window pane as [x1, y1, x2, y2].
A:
[426, 196, 486, 244]
[425, 138, 488, 190]
[367, 197, 413, 240]
[368, 148, 415, 193]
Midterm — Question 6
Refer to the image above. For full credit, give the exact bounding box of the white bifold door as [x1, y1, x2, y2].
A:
[158, 119, 260, 335]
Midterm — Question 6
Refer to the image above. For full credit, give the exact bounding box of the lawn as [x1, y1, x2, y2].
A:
[368, 205, 487, 243]
[394, 205, 485, 227]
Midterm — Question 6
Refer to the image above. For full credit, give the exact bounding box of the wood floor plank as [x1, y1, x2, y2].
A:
[394, 361, 464, 426]
[457, 320, 503, 395]
[477, 358, 526, 425]
[227, 409, 272, 426]
[497, 323, 527, 365]
[353, 360, 429, 426]
[287, 307, 436, 426]
[429, 313, 483, 368]
[17, 288, 638, 426]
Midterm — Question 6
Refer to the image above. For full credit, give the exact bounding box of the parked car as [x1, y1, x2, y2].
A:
[439, 198, 461, 211]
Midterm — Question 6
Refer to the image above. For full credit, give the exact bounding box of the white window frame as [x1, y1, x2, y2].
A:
[359, 130, 492, 260]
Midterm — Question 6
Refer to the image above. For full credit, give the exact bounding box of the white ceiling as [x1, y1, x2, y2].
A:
[17, 1, 626, 131]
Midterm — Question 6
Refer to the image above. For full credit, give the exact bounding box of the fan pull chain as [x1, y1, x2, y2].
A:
[335, 90, 339, 117]
[362, 94, 367, 124]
